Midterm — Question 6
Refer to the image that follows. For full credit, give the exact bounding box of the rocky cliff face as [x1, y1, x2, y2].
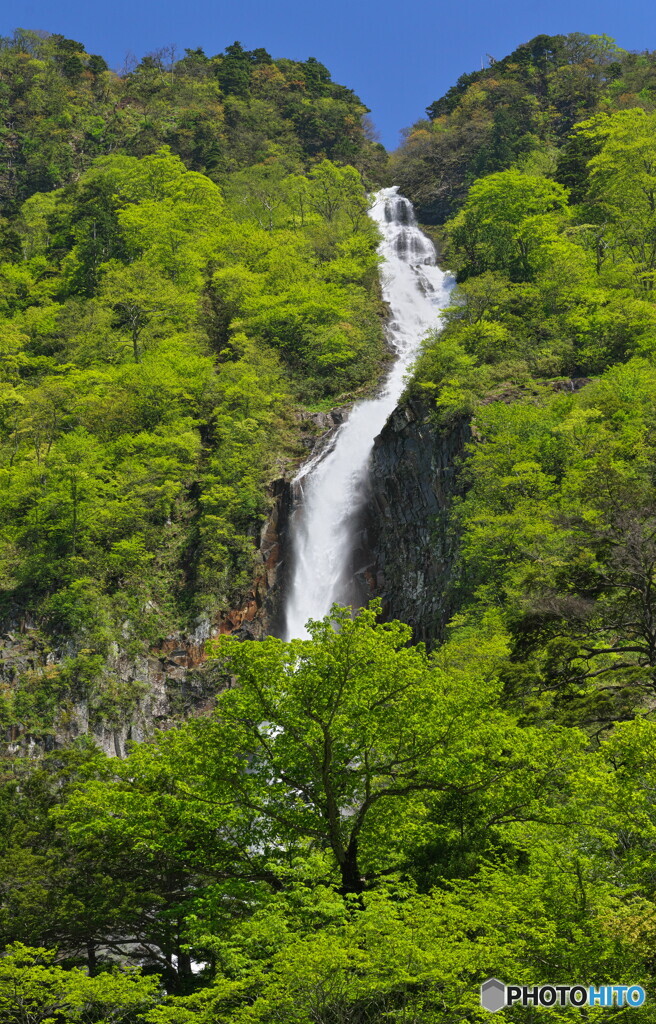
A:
[358, 381, 592, 645]
[0, 623, 224, 758]
[359, 399, 471, 645]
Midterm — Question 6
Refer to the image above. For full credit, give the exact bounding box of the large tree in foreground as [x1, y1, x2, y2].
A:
[198, 603, 564, 896]
[50, 604, 577, 989]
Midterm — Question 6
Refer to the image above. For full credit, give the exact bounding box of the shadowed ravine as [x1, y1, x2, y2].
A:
[283, 188, 454, 640]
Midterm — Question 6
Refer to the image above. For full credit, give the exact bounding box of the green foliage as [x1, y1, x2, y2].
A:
[384, 39, 656, 1022]
[0, 32, 384, 214]
[405, 40, 656, 745]
[0, 58, 384, 739]
[4, 606, 656, 1019]
[582, 109, 656, 286]
[437, 360, 656, 726]
[0, 942, 160, 1022]
[447, 169, 569, 281]
[9, 25, 656, 1024]
[391, 32, 653, 223]
[410, 110, 656, 406]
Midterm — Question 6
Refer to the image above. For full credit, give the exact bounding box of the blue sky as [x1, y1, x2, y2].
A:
[5, 0, 656, 149]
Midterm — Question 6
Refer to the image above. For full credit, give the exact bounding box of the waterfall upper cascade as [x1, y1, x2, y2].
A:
[283, 187, 454, 640]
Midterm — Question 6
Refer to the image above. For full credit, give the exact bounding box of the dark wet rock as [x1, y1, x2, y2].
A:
[358, 398, 471, 646]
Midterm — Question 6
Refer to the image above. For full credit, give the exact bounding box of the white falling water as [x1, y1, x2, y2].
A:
[283, 187, 454, 640]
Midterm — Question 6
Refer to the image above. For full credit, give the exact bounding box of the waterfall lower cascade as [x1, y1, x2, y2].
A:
[283, 187, 454, 640]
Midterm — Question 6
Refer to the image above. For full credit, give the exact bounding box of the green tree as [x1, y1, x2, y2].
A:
[584, 109, 656, 287]
[447, 169, 570, 280]
[0, 942, 160, 1022]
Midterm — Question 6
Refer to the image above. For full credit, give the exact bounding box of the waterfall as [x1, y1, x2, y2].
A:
[283, 187, 454, 640]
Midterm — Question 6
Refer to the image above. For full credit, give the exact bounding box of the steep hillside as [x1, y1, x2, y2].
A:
[7, 29, 656, 1024]
[0, 31, 386, 742]
[391, 32, 656, 221]
[375, 34, 656, 730]
[0, 30, 387, 212]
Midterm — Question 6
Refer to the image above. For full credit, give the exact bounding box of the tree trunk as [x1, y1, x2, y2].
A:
[339, 839, 364, 896]
[87, 939, 97, 977]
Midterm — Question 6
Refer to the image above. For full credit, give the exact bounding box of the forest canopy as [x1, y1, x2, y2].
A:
[5, 26, 656, 1024]
[0, 29, 387, 746]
